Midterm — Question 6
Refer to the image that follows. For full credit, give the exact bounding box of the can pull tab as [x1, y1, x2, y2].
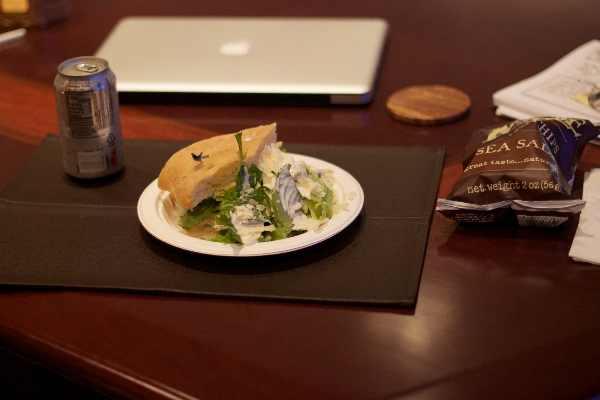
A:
[76, 63, 99, 73]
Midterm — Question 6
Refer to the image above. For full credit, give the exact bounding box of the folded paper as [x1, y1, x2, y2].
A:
[569, 169, 600, 265]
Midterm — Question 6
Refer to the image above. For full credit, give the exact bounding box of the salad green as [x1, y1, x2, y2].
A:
[177, 132, 335, 245]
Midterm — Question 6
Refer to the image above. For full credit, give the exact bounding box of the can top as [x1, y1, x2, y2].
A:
[58, 56, 109, 77]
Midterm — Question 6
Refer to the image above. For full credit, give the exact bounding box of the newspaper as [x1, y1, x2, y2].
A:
[492, 39, 600, 144]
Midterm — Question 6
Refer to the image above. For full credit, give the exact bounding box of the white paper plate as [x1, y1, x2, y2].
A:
[137, 154, 364, 257]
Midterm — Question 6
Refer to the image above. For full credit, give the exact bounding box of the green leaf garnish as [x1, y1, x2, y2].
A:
[178, 197, 219, 229]
[304, 170, 333, 220]
[234, 132, 246, 195]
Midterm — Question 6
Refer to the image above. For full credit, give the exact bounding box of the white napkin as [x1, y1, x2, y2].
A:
[569, 169, 600, 264]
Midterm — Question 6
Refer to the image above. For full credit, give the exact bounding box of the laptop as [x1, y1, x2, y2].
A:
[94, 16, 388, 105]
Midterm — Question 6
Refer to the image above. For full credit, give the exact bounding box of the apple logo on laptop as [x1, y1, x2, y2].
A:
[219, 40, 251, 56]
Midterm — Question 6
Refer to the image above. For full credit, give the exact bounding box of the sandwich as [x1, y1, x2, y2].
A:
[158, 123, 341, 245]
[158, 123, 277, 211]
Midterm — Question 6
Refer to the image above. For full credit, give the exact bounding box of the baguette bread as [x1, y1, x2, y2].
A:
[158, 123, 277, 210]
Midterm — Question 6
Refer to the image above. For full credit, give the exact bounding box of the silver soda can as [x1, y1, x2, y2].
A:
[54, 56, 125, 178]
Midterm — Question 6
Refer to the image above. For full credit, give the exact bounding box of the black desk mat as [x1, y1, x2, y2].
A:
[0, 135, 444, 307]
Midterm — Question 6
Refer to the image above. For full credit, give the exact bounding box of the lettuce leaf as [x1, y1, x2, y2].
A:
[304, 171, 333, 220]
[178, 197, 219, 229]
[248, 164, 263, 189]
[211, 132, 274, 243]
[234, 132, 246, 194]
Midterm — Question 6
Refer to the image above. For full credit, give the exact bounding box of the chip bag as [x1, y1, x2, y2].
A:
[437, 118, 600, 227]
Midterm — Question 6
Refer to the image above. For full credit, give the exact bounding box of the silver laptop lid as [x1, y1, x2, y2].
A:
[94, 16, 388, 105]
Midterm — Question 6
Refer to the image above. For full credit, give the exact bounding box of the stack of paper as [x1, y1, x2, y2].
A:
[492, 40, 600, 145]
[569, 169, 600, 265]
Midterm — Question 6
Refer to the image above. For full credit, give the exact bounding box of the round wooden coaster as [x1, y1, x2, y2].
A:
[386, 85, 471, 126]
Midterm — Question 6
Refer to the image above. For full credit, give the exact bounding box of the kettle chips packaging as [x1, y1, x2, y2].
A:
[436, 118, 600, 227]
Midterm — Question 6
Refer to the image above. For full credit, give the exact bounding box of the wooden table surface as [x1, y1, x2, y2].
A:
[1, 1, 600, 399]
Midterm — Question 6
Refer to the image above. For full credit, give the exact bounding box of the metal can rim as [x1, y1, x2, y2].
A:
[57, 56, 109, 78]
